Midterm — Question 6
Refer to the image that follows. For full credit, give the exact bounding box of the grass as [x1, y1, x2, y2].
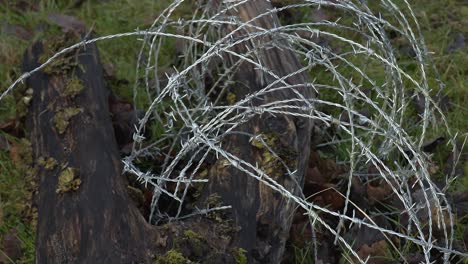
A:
[0, 0, 466, 263]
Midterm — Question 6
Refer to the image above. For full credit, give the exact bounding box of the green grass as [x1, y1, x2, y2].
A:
[0, 0, 466, 263]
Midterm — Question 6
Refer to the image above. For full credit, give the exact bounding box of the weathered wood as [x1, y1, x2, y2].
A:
[22, 34, 249, 264]
[201, 1, 314, 263]
[23, 2, 313, 262]
[23, 38, 156, 263]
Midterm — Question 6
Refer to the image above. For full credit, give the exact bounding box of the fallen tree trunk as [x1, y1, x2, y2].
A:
[23, 1, 313, 262]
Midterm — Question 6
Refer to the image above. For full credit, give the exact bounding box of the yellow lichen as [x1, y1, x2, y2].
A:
[64, 77, 84, 98]
[56, 166, 81, 194]
[250, 133, 298, 179]
[53, 107, 82, 134]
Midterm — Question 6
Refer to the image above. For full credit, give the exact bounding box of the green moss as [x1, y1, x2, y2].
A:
[53, 107, 82, 134]
[56, 166, 81, 194]
[181, 229, 204, 257]
[155, 250, 190, 264]
[233, 248, 247, 264]
[183, 230, 202, 242]
[64, 77, 84, 98]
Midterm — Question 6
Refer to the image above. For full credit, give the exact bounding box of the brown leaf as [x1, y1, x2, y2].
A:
[304, 166, 326, 195]
[314, 187, 344, 211]
[356, 240, 389, 264]
[318, 158, 345, 180]
[48, 13, 86, 34]
[289, 209, 312, 247]
[345, 215, 389, 251]
[367, 179, 393, 205]
[0, 119, 20, 134]
[9, 142, 20, 165]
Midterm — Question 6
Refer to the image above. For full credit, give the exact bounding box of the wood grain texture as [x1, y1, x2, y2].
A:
[204, 1, 314, 262]
[24, 39, 156, 263]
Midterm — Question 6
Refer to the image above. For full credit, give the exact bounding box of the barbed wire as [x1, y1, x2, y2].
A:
[2, 0, 466, 262]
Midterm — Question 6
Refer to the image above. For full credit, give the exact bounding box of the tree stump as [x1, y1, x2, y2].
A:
[23, 1, 314, 262]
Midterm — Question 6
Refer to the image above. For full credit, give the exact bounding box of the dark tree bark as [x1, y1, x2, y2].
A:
[199, 1, 314, 263]
[23, 1, 313, 263]
[23, 39, 157, 263]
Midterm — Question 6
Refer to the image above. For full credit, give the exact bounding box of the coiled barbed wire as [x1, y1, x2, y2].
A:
[2, 0, 466, 262]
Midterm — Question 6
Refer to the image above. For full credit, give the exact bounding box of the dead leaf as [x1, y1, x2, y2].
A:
[305, 166, 325, 186]
[0, 119, 20, 134]
[9, 142, 20, 165]
[313, 187, 344, 211]
[350, 178, 369, 215]
[289, 208, 312, 247]
[356, 240, 389, 264]
[318, 158, 344, 180]
[48, 13, 86, 34]
[367, 179, 393, 205]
